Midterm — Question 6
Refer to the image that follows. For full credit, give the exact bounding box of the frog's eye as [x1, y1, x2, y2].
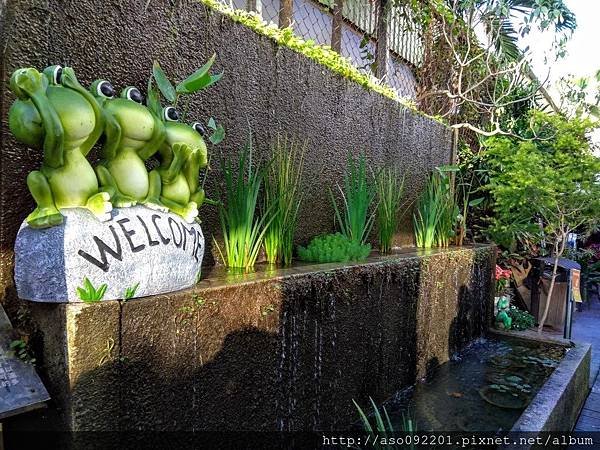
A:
[52, 66, 63, 85]
[163, 107, 180, 122]
[192, 122, 206, 136]
[96, 81, 115, 98]
[125, 87, 143, 104]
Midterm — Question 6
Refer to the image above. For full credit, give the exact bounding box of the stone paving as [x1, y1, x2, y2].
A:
[570, 297, 600, 433]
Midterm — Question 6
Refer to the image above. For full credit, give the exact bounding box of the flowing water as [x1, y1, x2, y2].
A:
[385, 337, 566, 432]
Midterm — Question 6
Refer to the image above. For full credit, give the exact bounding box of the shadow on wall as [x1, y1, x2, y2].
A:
[4, 250, 493, 445]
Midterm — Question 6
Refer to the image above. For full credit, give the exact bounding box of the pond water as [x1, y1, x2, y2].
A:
[385, 337, 566, 432]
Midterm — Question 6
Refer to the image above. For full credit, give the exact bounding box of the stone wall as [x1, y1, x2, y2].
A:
[0, 0, 453, 301]
[4, 246, 494, 441]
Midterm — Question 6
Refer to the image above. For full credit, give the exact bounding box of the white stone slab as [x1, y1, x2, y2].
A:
[14, 206, 204, 302]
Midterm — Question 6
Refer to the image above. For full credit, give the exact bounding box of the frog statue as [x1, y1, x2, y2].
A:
[8, 65, 112, 228]
[89, 80, 166, 209]
[148, 105, 208, 223]
[495, 295, 513, 330]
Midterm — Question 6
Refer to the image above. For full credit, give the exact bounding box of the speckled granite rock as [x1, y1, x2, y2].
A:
[14, 206, 204, 302]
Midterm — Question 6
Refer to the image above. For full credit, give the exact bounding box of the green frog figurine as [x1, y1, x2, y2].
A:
[8, 65, 112, 228]
[495, 295, 512, 330]
[148, 106, 208, 223]
[90, 80, 166, 209]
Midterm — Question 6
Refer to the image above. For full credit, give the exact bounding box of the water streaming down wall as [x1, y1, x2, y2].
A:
[271, 248, 492, 430]
[12, 247, 493, 437]
[1, 0, 488, 437]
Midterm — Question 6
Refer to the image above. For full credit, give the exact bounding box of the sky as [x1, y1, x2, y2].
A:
[524, 0, 600, 95]
[520, 1, 600, 145]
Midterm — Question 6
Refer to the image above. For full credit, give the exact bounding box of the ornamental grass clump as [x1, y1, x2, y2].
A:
[330, 153, 376, 245]
[263, 135, 306, 266]
[298, 233, 371, 263]
[413, 169, 457, 248]
[216, 140, 272, 271]
[375, 168, 405, 254]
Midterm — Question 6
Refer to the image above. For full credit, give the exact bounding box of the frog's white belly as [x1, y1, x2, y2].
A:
[47, 149, 98, 208]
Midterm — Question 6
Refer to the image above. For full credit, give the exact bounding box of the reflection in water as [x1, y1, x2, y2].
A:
[385, 337, 565, 432]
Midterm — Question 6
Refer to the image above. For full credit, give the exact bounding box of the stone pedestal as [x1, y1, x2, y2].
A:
[15, 246, 494, 437]
[14, 206, 204, 302]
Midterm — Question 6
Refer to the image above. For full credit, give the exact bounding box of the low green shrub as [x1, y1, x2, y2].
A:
[298, 233, 371, 263]
[507, 306, 535, 331]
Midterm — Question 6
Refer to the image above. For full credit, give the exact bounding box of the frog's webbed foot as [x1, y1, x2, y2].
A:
[111, 193, 137, 208]
[181, 201, 199, 224]
[86, 192, 113, 222]
[143, 199, 168, 212]
[160, 197, 199, 224]
[26, 207, 64, 229]
[25, 170, 64, 228]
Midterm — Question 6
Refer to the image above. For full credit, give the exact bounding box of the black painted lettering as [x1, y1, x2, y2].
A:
[117, 218, 145, 253]
[78, 225, 122, 272]
[138, 215, 159, 246]
[168, 217, 183, 248]
[151, 214, 170, 244]
[179, 222, 197, 251]
[193, 229, 203, 261]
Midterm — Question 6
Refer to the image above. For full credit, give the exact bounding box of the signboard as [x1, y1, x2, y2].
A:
[571, 269, 582, 303]
[0, 306, 49, 419]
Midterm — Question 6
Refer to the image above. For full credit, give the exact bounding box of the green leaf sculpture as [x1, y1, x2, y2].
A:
[176, 54, 223, 94]
[152, 61, 176, 103]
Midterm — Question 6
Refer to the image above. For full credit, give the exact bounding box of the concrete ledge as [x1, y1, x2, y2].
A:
[17, 245, 494, 432]
[504, 341, 591, 449]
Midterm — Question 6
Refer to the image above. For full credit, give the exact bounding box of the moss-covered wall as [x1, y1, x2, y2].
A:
[5, 246, 494, 440]
[0, 0, 453, 302]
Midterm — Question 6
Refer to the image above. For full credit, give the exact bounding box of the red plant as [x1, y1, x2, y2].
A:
[495, 265, 511, 295]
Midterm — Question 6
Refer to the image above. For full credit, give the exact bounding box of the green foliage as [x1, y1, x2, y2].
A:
[124, 282, 140, 300]
[198, 0, 444, 123]
[149, 56, 225, 142]
[263, 135, 306, 266]
[207, 117, 225, 145]
[176, 54, 223, 94]
[375, 167, 405, 254]
[152, 61, 176, 103]
[353, 397, 416, 450]
[298, 233, 371, 263]
[413, 168, 458, 248]
[485, 111, 600, 331]
[76, 277, 107, 303]
[216, 140, 272, 271]
[507, 306, 535, 331]
[330, 153, 376, 245]
[485, 111, 600, 251]
[9, 339, 36, 365]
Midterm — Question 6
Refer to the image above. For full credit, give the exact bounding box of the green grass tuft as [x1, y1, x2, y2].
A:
[330, 153, 377, 245]
[76, 277, 107, 303]
[376, 167, 406, 253]
[263, 135, 306, 266]
[413, 169, 457, 248]
[215, 139, 273, 271]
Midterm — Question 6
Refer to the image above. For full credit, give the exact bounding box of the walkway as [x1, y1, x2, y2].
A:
[569, 297, 600, 433]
